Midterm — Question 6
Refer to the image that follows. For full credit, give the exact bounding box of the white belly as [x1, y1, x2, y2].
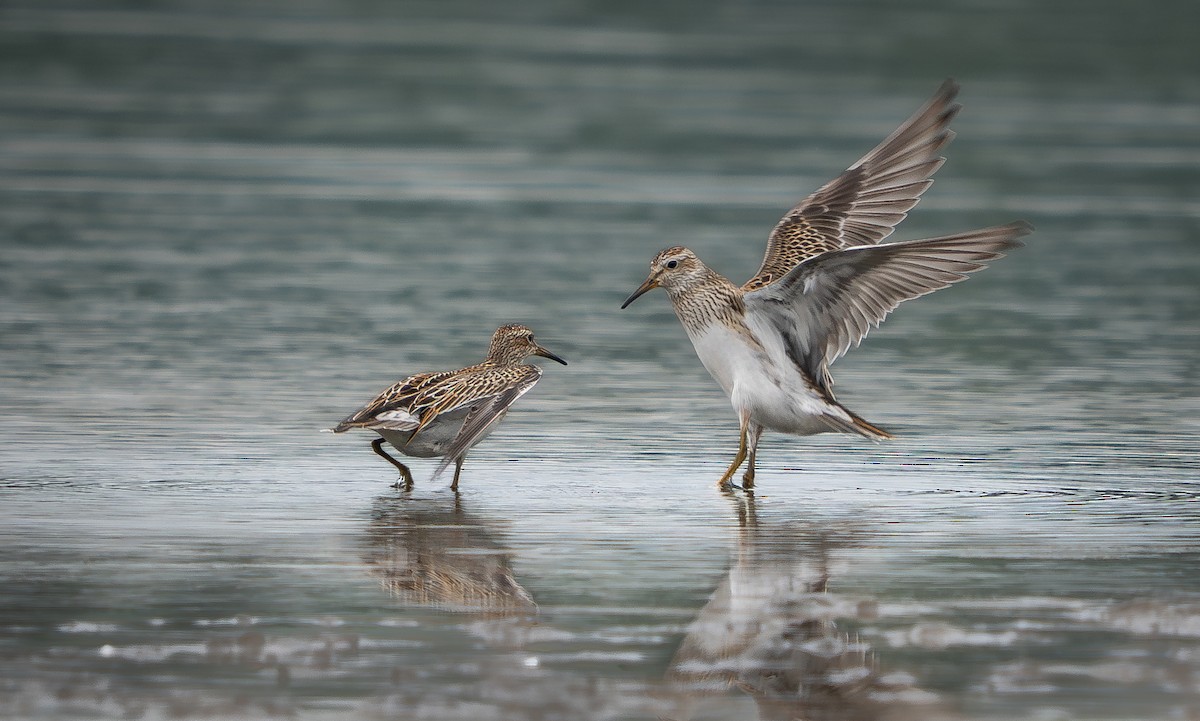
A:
[687, 321, 845, 436]
[377, 407, 504, 459]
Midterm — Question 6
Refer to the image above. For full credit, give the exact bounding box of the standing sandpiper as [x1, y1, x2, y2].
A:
[621, 80, 1032, 489]
[329, 324, 566, 490]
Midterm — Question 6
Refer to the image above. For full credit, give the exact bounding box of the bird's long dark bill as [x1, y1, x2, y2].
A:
[535, 347, 568, 365]
[621, 276, 659, 309]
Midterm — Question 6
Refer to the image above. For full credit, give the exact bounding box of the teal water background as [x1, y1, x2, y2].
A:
[2, 1, 1198, 718]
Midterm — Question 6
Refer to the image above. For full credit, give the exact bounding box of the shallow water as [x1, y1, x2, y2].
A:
[2, 0, 1199, 719]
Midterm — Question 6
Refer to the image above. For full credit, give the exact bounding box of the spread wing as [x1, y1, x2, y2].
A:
[744, 222, 1032, 395]
[432, 366, 543, 480]
[743, 80, 961, 291]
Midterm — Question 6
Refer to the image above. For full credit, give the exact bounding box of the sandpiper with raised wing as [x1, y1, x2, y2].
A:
[622, 80, 1031, 489]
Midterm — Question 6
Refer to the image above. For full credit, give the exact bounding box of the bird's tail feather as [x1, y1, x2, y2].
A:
[823, 406, 894, 440]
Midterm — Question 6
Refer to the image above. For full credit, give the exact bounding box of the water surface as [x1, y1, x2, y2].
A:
[2, 0, 1199, 719]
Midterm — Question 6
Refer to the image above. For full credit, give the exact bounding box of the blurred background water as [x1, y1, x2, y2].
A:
[1, 0, 1198, 719]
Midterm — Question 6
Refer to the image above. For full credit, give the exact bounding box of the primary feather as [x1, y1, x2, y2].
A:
[744, 79, 961, 291]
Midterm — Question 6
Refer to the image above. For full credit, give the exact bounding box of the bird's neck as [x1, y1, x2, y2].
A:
[666, 270, 745, 336]
[480, 352, 529, 369]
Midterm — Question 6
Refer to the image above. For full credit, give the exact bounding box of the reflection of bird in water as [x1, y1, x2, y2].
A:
[362, 493, 536, 615]
[359, 496, 651, 717]
[666, 494, 952, 721]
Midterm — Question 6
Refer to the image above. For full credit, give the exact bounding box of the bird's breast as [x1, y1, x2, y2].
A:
[688, 322, 774, 400]
[689, 317, 833, 432]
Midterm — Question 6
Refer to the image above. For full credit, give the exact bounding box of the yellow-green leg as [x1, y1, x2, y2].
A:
[742, 423, 763, 489]
[717, 412, 751, 489]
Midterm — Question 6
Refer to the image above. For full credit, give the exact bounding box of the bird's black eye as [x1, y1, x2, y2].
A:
[666, 259, 679, 269]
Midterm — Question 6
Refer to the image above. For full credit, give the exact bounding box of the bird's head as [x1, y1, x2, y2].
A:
[487, 324, 568, 366]
[621, 247, 706, 308]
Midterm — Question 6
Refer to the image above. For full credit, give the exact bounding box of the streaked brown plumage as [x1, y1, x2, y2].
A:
[330, 324, 566, 490]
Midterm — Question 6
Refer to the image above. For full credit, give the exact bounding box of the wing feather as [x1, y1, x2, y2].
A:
[744, 80, 962, 291]
[431, 367, 543, 480]
[330, 371, 453, 432]
[332, 364, 517, 435]
[405, 366, 536, 436]
[745, 221, 1033, 396]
